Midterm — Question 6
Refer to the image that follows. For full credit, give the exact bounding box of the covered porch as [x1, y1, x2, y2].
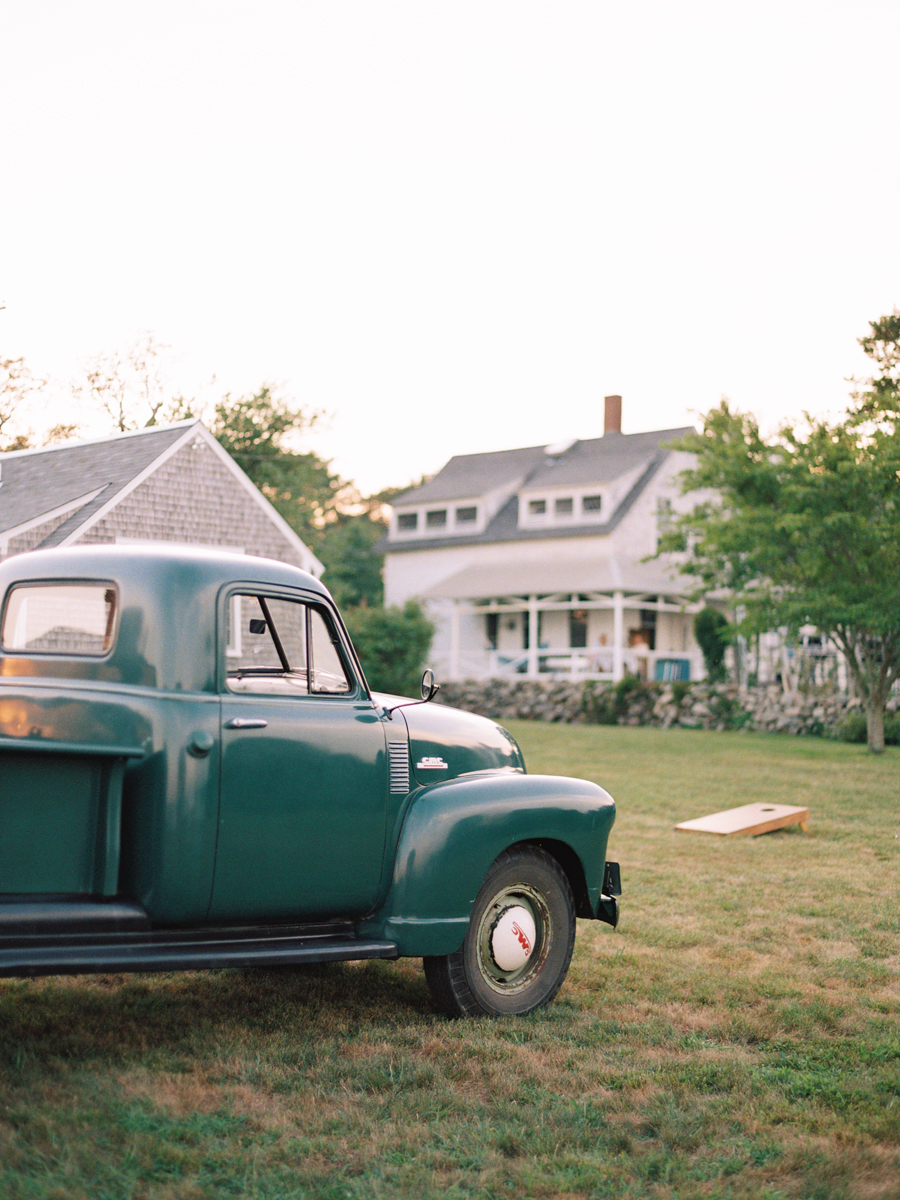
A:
[422, 555, 705, 683]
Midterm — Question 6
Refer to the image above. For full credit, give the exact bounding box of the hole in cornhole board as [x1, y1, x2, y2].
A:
[675, 802, 810, 837]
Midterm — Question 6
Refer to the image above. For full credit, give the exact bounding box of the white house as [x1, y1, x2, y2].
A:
[384, 397, 712, 683]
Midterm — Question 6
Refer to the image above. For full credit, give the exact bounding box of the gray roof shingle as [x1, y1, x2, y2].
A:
[0, 422, 194, 538]
[386, 425, 693, 552]
[391, 444, 550, 505]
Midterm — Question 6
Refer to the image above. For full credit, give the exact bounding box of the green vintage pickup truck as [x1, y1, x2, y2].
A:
[0, 545, 619, 1017]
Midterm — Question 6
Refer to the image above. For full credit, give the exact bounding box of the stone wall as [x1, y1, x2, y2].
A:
[435, 677, 899, 737]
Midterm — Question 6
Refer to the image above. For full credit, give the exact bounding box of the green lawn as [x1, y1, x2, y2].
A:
[1, 726, 898, 1199]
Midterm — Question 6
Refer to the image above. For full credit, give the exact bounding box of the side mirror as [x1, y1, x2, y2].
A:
[420, 668, 440, 702]
[383, 669, 441, 718]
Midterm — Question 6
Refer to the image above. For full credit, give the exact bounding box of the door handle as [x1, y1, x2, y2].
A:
[225, 718, 268, 729]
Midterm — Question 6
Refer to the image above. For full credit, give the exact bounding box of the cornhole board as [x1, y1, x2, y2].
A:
[675, 802, 809, 837]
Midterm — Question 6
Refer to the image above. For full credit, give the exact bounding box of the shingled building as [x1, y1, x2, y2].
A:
[0, 420, 320, 574]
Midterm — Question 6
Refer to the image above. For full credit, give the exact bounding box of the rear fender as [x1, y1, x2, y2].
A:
[359, 772, 615, 956]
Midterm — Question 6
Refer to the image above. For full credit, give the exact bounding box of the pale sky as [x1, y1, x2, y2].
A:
[3, 1, 898, 495]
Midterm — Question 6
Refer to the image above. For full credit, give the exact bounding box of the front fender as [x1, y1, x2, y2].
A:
[359, 772, 615, 956]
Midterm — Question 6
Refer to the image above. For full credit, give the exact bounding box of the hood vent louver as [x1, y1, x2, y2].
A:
[388, 741, 410, 794]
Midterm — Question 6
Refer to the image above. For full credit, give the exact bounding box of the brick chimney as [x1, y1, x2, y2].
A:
[604, 394, 622, 436]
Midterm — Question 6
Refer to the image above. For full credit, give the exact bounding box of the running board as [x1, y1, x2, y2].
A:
[0, 927, 399, 979]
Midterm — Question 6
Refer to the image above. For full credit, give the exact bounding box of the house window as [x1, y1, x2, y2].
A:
[455, 505, 477, 525]
[554, 497, 574, 517]
[397, 512, 418, 532]
[528, 499, 546, 516]
[582, 495, 602, 514]
[569, 609, 588, 649]
[426, 509, 448, 528]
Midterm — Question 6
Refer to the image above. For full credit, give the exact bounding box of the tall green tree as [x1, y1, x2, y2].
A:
[316, 513, 386, 608]
[315, 484, 419, 608]
[662, 312, 900, 753]
[211, 387, 346, 543]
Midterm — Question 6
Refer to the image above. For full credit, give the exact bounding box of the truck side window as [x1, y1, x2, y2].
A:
[1, 583, 117, 656]
[225, 593, 352, 696]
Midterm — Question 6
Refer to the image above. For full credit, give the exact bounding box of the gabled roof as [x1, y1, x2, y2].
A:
[522, 428, 690, 490]
[0, 420, 320, 573]
[386, 425, 693, 552]
[0, 422, 195, 539]
[391, 427, 690, 508]
[391, 443, 550, 506]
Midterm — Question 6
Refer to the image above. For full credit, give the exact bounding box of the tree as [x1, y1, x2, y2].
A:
[316, 513, 386, 608]
[855, 308, 900, 413]
[76, 332, 183, 431]
[342, 600, 435, 697]
[210, 387, 347, 543]
[662, 318, 900, 752]
[0, 356, 45, 450]
[315, 483, 416, 609]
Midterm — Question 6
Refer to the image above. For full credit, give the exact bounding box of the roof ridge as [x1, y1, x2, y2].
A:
[0, 418, 201, 460]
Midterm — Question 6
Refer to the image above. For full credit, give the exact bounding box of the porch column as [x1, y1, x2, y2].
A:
[527, 595, 540, 678]
[612, 590, 625, 681]
[449, 600, 460, 680]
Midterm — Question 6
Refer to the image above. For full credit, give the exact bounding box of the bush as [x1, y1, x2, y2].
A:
[581, 674, 655, 725]
[835, 711, 900, 746]
[342, 600, 435, 698]
[694, 607, 730, 682]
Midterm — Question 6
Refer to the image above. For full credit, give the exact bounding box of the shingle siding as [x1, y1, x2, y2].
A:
[80, 441, 307, 567]
[6, 511, 76, 556]
[1, 422, 318, 573]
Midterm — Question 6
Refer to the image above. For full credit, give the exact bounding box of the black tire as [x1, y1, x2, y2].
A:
[423, 845, 576, 1018]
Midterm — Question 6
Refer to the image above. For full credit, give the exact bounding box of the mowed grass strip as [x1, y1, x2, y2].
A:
[0, 725, 898, 1199]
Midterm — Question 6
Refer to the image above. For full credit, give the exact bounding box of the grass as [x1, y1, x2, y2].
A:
[1, 725, 898, 1199]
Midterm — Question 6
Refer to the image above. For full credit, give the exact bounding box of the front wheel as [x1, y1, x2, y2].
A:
[423, 845, 576, 1017]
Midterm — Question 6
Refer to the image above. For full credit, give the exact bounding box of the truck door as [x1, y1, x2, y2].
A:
[209, 589, 390, 923]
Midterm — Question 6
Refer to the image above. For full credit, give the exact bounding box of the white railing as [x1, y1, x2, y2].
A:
[480, 648, 698, 682]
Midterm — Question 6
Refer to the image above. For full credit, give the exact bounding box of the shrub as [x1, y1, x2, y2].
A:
[342, 600, 435, 698]
[581, 674, 655, 725]
[694, 607, 730, 682]
[835, 711, 900, 746]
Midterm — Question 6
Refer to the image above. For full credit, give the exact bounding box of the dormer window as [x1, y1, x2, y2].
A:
[426, 509, 447, 529]
[554, 497, 574, 517]
[397, 512, 418, 532]
[582, 495, 602, 515]
[528, 499, 546, 517]
[455, 505, 477, 525]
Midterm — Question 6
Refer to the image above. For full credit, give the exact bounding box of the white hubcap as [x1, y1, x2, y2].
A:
[490, 905, 537, 972]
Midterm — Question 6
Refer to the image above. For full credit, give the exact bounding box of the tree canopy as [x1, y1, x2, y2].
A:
[342, 600, 435, 698]
[210, 387, 347, 544]
[662, 311, 900, 752]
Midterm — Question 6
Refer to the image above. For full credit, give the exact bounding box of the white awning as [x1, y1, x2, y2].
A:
[420, 554, 694, 601]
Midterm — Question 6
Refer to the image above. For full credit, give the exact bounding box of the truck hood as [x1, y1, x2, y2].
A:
[374, 695, 526, 786]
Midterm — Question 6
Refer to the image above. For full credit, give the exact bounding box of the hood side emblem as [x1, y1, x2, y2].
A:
[416, 756, 448, 770]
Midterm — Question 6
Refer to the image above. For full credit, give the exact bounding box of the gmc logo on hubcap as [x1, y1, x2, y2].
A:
[511, 921, 531, 955]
